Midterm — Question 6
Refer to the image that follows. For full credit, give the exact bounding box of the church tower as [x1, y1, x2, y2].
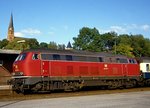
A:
[7, 13, 14, 42]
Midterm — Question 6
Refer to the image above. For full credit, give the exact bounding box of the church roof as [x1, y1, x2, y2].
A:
[66, 41, 72, 48]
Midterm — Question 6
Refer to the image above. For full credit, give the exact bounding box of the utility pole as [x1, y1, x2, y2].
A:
[115, 36, 116, 55]
[114, 34, 117, 55]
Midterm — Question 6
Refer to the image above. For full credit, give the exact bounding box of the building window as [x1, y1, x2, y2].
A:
[146, 64, 150, 71]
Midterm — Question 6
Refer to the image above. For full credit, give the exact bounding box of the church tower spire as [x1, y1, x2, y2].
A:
[7, 13, 14, 42]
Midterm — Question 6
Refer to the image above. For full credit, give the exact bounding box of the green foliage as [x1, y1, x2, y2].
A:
[73, 27, 150, 57]
[73, 27, 102, 52]
[5, 38, 30, 50]
[0, 38, 64, 51]
[143, 38, 150, 57]
[130, 35, 145, 57]
[100, 32, 117, 51]
[118, 34, 132, 45]
[39, 42, 48, 48]
[48, 41, 57, 49]
[3, 38, 39, 50]
[0, 39, 9, 49]
[113, 43, 134, 58]
[26, 39, 39, 49]
[58, 44, 65, 50]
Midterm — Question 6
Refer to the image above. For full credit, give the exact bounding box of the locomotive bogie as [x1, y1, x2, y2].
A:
[10, 76, 140, 93]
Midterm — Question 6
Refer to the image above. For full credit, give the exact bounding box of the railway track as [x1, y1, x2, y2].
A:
[0, 87, 150, 101]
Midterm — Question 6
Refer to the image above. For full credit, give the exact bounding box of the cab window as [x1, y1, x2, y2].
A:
[32, 54, 39, 60]
[129, 59, 136, 64]
[15, 55, 20, 62]
[15, 53, 27, 61]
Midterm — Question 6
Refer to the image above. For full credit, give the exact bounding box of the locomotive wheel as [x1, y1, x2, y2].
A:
[20, 85, 26, 94]
[20, 85, 31, 94]
[31, 83, 43, 92]
[107, 80, 119, 89]
[71, 82, 80, 91]
[123, 80, 137, 88]
[64, 82, 80, 91]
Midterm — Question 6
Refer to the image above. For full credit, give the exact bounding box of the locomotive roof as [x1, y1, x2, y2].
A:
[23, 48, 126, 58]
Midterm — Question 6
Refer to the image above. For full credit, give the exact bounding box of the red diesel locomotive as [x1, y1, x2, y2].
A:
[10, 49, 141, 93]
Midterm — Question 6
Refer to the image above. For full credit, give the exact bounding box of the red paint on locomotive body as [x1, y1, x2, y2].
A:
[12, 50, 140, 78]
[127, 64, 140, 76]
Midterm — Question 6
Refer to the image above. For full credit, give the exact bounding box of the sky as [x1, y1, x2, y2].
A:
[0, 0, 150, 45]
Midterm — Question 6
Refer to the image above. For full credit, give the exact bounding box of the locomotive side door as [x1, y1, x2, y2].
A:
[40, 53, 51, 90]
[120, 58, 128, 77]
[123, 64, 128, 76]
[41, 61, 50, 77]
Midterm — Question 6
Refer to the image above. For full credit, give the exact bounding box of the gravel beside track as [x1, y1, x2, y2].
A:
[0, 87, 150, 101]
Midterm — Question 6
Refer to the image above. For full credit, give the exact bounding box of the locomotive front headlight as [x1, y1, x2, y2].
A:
[12, 72, 15, 76]
[13, 64, 19, 72]
[20, 72, 24, 76]
[12, 72, 24, 76]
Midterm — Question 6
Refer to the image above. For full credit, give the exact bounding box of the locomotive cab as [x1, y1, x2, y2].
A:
[10, 51, 41, 93]
[13, 52, 41, 77]
[13, 53, 27, 76]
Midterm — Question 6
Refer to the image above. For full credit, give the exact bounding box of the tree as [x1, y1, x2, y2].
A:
[48, 41, 57, 49]
[26, 39, 39, 49]
[131, 35, 146, 57]
[100, 32, 118, 51]
[39, 42, 48, 48]
[5, 38, 39, 50]
[58, 44, 65, 50]
[142, 38, 150, 57]
[118, 34, 132, 46]
[113, 43, 134, 57]
[5, 38, 29, 50]
[0, 39, 9, 49]
[4, 40, 17, 49]
[73, 27, 102, 52]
